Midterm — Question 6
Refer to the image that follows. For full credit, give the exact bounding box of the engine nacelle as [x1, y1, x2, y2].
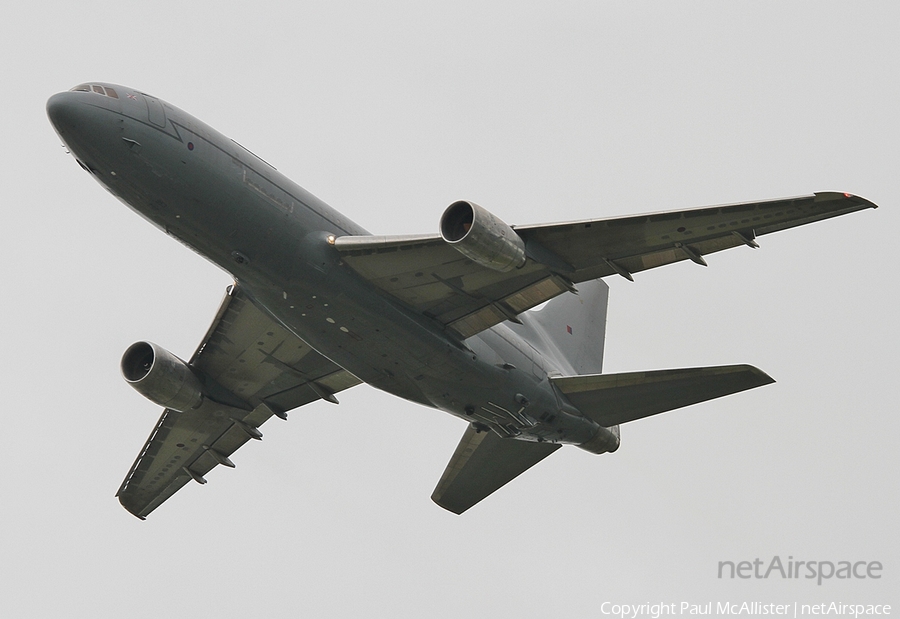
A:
[121, 341, 204, 412]
[440, 200, 526, 272]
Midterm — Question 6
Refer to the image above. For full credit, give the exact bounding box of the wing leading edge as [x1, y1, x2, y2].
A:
[117, 284, 360, 519]
[336, 192, 876, 340]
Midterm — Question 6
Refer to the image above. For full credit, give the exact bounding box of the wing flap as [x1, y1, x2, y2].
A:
[551, 364, 775, 427]
[431, 424, 561, 514]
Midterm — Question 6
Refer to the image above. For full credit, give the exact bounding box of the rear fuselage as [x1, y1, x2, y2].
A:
[47, 83, 605, 446]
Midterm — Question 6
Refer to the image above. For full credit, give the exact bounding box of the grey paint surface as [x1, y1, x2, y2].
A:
[46, 83, 868, 517]
[3, 2, 898, 617]
[45, 84, 612, 517]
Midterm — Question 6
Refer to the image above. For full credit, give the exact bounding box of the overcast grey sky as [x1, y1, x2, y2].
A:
[3, 2, 897, 617]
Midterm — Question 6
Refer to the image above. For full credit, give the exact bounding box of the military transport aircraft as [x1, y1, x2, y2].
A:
[47, 83, 876, 519]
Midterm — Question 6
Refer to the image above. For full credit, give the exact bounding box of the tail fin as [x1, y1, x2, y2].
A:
[516, 278, 609, 375]
[551, 364, 774, 428]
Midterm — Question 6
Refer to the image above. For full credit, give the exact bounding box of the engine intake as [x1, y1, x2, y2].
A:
[121, 341, 204, 412]
[440, 201, 526, 272]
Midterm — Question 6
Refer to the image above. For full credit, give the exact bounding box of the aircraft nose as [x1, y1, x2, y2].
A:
[46, 91, 79, 135]
[47, 90, 118, 161]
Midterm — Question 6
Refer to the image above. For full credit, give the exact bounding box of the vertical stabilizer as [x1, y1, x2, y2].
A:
[518, 278, 609, 375]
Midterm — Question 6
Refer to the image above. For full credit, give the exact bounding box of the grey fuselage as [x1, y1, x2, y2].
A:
[47, 83, 602, 446]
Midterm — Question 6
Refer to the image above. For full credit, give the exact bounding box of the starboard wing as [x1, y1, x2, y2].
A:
[116, 284, 360, 519]
[335, 192, 876, 340]
[514, 191, 877, 282]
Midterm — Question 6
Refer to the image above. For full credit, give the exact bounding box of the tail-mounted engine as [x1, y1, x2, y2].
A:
[577, 424, 621, 455]
[121, 341, 204, 412]
[440, 201, 526, 272]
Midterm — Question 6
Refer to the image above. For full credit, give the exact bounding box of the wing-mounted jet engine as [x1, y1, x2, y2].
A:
[121, 341, 204, 412]
[440, 200, 526, 272]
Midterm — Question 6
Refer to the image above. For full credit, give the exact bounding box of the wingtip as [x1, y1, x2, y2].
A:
[739, 364, 776, 386]
[431, 493, 466, 515]
[815, 191, 879, 209]
[118, 494, 148, 520]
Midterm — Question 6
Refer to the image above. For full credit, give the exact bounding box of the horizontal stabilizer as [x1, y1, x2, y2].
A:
[432, 424, 561, 514]
[551, 365, 774, 427]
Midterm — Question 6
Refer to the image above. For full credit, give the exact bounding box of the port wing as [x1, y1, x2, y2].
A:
[116, 284, 360, 519]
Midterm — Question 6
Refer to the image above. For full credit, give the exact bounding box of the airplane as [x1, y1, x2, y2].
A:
[47, 82, 877, 519]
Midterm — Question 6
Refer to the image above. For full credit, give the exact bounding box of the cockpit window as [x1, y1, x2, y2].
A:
[69, 84, 119, 99]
